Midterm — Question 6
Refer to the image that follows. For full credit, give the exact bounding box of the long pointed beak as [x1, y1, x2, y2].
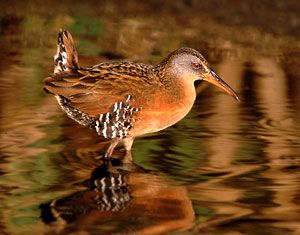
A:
[202, 69, 240, 102]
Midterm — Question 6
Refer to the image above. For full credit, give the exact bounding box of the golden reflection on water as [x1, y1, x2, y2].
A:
[40, 162, 194, 234]
[0, 1, 300, 234]
[253, 58, 300, 234]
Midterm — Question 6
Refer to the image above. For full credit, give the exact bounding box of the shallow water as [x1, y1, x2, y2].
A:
[0, 1, 300, 234]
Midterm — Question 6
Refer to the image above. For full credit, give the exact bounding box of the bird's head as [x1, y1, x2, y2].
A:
[163, 47, 240, 101]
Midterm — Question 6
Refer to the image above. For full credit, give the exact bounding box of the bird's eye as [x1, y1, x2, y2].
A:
[192, 62, 203, 70]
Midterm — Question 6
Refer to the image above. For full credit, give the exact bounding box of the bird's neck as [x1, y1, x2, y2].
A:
[150, 67, 196, 109]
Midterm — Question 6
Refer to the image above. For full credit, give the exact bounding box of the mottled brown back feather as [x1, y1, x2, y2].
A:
[45, 62, 157, 116]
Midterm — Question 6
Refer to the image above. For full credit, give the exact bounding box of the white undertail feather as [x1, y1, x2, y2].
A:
[54, 29, 79, 74]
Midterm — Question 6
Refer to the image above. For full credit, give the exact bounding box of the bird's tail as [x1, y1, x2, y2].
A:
[54, 29, 79, 73]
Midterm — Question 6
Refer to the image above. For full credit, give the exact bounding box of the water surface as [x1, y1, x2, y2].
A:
[0, 1, 300, 234]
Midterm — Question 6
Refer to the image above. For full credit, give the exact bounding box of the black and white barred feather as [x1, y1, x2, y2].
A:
[40, 173, 131, 224]
[56, 95, 139, 139]
[53, 29, 79, 73]
[93, 174, 130, 212]
[54, 32, 68, 73]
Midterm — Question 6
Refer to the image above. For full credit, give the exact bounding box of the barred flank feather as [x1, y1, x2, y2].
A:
[56, 95, 139, 139]
[55, 95, 95, 128]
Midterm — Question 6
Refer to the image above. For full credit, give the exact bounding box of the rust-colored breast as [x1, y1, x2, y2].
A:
[129, 81, 196, 136]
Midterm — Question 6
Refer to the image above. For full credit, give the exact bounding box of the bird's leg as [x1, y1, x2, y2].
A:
[101, 138, 121, 172]
[104, 138, 120, 160]
[122, 137, 134, 163]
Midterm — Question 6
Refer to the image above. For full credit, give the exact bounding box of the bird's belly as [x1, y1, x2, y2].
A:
[130, 100, 194, 136]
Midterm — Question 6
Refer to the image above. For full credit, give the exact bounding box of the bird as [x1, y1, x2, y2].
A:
[44, 29, 240, 162]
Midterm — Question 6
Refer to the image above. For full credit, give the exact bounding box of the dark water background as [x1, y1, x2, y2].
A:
[0, 1, 300, 234]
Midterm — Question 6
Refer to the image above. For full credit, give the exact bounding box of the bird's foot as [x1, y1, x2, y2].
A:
[122, 150, 133, 164]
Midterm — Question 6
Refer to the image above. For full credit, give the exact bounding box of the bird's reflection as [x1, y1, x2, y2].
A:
[40, 160, 194, 234]
[40, 161, 132, 224]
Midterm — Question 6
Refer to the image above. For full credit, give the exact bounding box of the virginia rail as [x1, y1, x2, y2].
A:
[44, 30, 240, 162]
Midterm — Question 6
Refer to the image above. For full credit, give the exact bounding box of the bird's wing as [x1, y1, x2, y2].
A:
[44, 62, 155, 117]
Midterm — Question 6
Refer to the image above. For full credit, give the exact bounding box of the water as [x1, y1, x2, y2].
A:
[0, 1, 300, 234]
